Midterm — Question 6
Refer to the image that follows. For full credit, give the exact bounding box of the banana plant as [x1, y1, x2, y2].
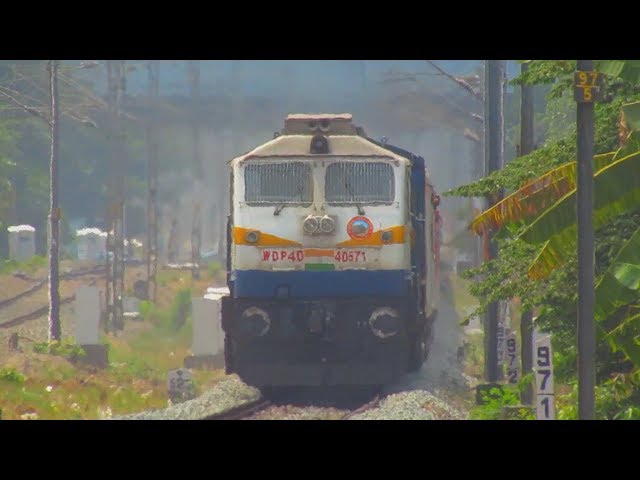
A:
[469, 152, 617, 236]
[466, 60, 640, 363]
[520, 149, 640, 278]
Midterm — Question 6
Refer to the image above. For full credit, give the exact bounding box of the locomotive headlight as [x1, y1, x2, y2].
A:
[303, 215, 319, 235]
[319, 215, 335, 234]
[241, 307, 271, 337]
[369, 307, 400, 339]
[381, 230, 393, 244]
[245, 230, 261, 244]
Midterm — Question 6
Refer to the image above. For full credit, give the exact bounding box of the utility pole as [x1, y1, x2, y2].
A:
[145, 61, 160, 302]
[575, 59, 597, 419]
[483, 60, 505, 383]
[47, 59, 61, 342]
[519, 61, 535, 405]
[217, 60, 242, 263]
[187, 60, 202, 280]
[105, 60, 127, 333]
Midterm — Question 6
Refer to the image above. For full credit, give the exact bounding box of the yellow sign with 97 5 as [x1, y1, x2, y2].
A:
[574, 70, 603, 103]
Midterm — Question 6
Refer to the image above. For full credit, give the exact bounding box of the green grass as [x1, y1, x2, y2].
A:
[0, 255, 47, 274]
[0, 367, 26, 384]
[207, 261, 223, 279]
[157, 269, 183, 287]
[0, 285, 225, 420]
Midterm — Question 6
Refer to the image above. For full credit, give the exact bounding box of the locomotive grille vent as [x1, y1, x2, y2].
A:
[325, 162, 395, 204]
[244, 162, 313, 205]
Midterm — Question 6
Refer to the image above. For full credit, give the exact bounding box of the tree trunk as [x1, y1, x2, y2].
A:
[47, 59, 61, 342]
[188, 61, 202, 280]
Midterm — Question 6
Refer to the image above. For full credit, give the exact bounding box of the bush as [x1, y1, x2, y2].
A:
[138, 300, 155, 320]
[0, 367, 26, 384]
[471, 375, 536, 420]
[33, 338, 86, 360]
[138, 289, 192, 331]
[557, 374, 640, 420]
[164, 288, 192, 330]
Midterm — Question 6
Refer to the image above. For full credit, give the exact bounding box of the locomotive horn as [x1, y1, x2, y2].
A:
[310, 134, 329, 154]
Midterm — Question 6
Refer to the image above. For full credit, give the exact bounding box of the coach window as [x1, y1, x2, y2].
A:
[325, 162, 395, 204]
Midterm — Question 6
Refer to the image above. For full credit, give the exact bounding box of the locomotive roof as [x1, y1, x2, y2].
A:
[230, 134, 412, 166]
[229, 113, 431, 169]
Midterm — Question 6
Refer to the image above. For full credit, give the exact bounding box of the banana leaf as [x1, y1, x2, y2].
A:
[597, 60, 640, 84]
[594, 229, 640, 321]
[469, 152, 616, 236]
[521, 151, 640, 278]
[603, 312, 640, 366]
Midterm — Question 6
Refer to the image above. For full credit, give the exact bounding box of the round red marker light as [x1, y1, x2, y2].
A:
[347, 216, 373, 239]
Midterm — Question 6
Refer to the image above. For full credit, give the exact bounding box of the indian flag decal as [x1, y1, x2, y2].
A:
[303, 248, 335, 271]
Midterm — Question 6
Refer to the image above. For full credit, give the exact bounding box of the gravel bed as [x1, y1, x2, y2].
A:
[248, 405, 347, 420]
[111, 376, 261, 420]
[348, 390, 467, 420]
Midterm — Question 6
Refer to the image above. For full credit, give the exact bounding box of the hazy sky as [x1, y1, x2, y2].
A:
[74, 60, 518, 98]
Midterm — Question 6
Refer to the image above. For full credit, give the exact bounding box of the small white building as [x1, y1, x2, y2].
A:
[8, 225, 36, 261]
[125, 238, 144, 261]
[76, 228, 107, 261]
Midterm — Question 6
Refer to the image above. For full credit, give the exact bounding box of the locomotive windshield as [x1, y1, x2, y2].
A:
[325, 161, 395, 204]
[244, 162, 313, 205]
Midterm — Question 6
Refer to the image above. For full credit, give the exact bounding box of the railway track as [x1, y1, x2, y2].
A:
[0, 279, 47, 309]
[340, 394, 381, 420]
[204, 390, 383, 420]
[0, 295, 76, 329]
[0, 266, 110, 330]
[0, 265, 105, 311]
[204, 399, 273, 420]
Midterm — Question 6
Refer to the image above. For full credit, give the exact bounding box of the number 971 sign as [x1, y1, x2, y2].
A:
[534, 330, 555, 420]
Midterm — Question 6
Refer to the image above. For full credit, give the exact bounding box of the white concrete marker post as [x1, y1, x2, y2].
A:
[184, 290, 228, 369]
[123, 296, 141, 319]
[75, 286, 101, 345]
[75, 286, 109, 367]
[534, 329, 555, 420]
[192, 295, 224, 356]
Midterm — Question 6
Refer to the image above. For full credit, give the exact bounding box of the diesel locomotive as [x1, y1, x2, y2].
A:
[221, 113, 442, 388]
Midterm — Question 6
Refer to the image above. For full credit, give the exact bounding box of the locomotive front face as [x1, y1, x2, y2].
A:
[231, 156, 410, 279]
[223, 116, 427, 388]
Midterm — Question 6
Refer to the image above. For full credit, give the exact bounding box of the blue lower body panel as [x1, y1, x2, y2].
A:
[231, 269, 410, 298]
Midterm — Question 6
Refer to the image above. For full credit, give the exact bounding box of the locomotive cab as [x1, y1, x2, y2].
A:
[221, 114, 441, 388]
